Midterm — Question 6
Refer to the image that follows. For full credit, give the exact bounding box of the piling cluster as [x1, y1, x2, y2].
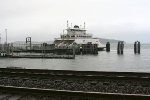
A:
[106, 41, 141, 54]
[117, 41, 124, 54]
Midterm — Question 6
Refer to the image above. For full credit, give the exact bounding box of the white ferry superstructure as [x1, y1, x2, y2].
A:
[54, 22, 105, 50]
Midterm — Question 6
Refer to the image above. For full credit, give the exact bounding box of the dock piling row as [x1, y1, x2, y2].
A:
[105, 41, 141, 54]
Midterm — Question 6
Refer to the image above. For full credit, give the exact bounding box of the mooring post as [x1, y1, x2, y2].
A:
[117, 41, 124, 54]
[138, 41, 140, 54]
[117, 42, 120, 54]
[106, 42, 110, 52]
[134, 41, 140, 54]
[134, 41, 136, 54]
[120, 42, 124, 54]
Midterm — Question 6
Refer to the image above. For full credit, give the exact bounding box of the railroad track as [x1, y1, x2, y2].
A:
[1, 68, 150, 77]
[0, 68, 150, 100]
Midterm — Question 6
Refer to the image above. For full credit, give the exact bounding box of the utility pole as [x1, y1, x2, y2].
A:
[0, 33, 1, 45]
[5, 29, 8, 54]
[5, 29, 7, 44]
[0, 33, 1, 51]
[67, 20, 68, 28]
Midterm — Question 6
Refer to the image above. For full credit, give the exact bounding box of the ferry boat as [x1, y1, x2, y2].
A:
[54, 21, 105, 51]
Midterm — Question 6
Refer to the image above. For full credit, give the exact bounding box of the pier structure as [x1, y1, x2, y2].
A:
[0, 42, 75, 59]
[0, 68, 150, 99]
[0, 43, 10, 57]
[73, 43, 98, 55]
[12, 41, 98, 55]
[0, 34, 99, 58]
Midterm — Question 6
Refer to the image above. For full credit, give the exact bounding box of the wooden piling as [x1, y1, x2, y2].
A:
[117, 42, 120, 54]
[106, 42, 110, 52]
[120, 42, 124, 54]
[134, 42, 136, 54]
[117, 41, 124, 54]
[134, 41, 140, 54]
[138, 42, 140, 54]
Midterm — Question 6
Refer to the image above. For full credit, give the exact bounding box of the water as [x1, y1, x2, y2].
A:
[0, 44, 150, 72]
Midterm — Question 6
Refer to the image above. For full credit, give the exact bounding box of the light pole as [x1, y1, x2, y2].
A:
[5, 29, 7, 45]
[0, 33, 1, 51]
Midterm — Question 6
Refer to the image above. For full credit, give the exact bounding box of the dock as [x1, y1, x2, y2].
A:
[10, 54, 75, 59]
[0, 41, 98, 59]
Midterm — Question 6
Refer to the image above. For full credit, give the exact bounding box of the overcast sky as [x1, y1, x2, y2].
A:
[0, 0, 150, 43]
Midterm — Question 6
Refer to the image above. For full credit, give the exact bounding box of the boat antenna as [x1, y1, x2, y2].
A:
[67, 20, 68, 28]
[84, 22, 85, 29]
[5, 29, 7, 44]
[0, 33, 1, 51]
[71, 23, 72, 28]
[0, 33, 1, 45]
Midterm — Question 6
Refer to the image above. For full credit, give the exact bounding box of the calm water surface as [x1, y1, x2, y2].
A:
[0, 44, 150, 72]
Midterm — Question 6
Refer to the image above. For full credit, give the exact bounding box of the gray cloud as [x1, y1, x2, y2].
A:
[0, 0, 150, 43]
